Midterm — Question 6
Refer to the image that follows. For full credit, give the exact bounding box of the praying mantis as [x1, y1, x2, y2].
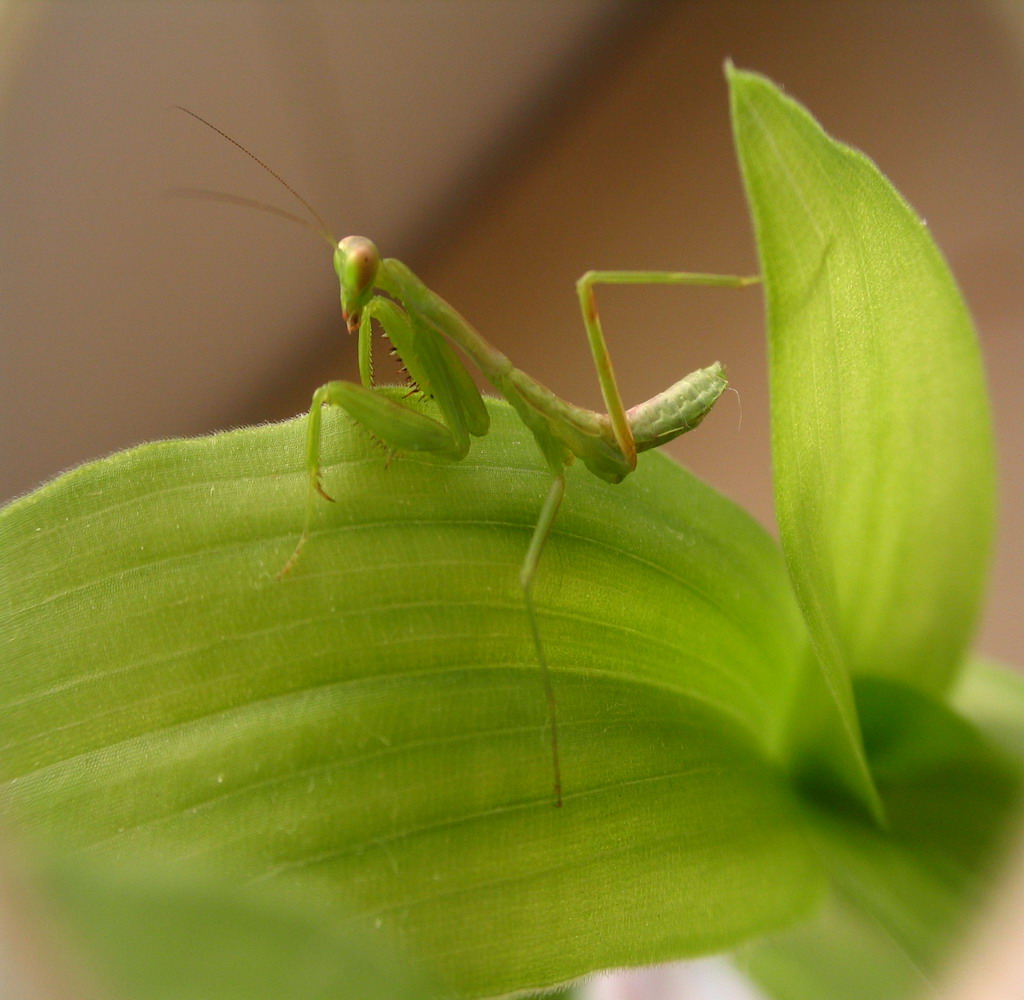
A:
[180, 109, 759, 807]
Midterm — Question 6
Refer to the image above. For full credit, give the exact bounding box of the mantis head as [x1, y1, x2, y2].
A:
[335, 236, 380, 334]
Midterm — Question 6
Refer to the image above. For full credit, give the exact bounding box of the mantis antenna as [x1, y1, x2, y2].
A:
[175, 106, 336, 247]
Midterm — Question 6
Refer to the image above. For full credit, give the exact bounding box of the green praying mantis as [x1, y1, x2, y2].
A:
[180, 109, 759, 807]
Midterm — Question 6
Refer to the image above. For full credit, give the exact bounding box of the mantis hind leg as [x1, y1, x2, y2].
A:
[574, 268, 760, 470]
[520, 467, 567, 807]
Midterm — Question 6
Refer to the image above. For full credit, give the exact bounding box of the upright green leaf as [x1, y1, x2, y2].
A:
[729, 66, 995, 702]
[727, 67, 1014, 1000]
[1, 399, 818, 997]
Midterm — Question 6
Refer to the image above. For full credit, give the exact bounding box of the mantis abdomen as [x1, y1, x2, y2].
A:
[629, 362, 728, 452]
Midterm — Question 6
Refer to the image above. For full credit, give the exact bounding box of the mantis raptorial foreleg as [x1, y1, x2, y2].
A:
[180, 107, 759, 807]
[277, 293, 478, 578]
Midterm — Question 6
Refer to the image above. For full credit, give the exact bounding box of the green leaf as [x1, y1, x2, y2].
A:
[728, 68, 1012, 999]
[20, 853, 439, 1000]
[729, 67, 994, 698]
[736, 889, 926, 1000]
[953, 658, 1024, 767]
[0, 398, 819, 997]
[737, 678, 1021, 1000]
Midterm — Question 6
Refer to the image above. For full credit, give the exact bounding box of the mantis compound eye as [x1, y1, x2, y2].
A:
[335, 236, 380, 333]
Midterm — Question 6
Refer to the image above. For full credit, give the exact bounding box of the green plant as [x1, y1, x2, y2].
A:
[1, 66, 1020, 1000]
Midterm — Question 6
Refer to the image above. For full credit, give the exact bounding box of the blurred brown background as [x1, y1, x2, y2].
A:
[2, 1, 1020, 667]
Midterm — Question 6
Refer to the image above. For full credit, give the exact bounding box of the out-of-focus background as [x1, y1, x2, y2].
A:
[2, 1, 1021, 664]
[1, 3, 1022, 996]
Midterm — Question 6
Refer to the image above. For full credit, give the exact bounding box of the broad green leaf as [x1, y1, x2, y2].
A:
[737, 678, 1021, 1000]
[0, 398, 819, 997]
[729, 67, 995, 701]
